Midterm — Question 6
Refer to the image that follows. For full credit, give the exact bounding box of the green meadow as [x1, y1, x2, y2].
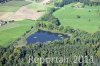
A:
[0, 1, 53, 47]
[26, 1, 54, 12]
[53, 4, 100, 33]
[0, 1, 100, 47]
[26, 2, 47, 11]
[0, 20, 35, 47]
[0, 1, 31, 12]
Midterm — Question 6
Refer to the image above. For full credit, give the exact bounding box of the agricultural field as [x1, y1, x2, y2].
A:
[26, 2, 47, 11]
[0, 1, 31, 12]
[0, 19, 35, 47]
[0, 0, 53, 47]
[26, 0, 54, 11]
[0, 0, 52, 20]
[53, 3, 100, 33]
[0, 1, 32, 20]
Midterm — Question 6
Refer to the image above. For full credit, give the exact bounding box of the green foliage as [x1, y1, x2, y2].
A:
[0, 19, 35, 47]
[0, 1, 31, 12]
[53, 5, 100, 33]
[0, 22, 100, 66]
[54, 0, 100, 7]
[59, 25, 64, 31]
[0, 40, 99, 66]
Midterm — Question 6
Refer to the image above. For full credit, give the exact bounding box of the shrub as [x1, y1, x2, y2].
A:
[76, 15, 81, 18]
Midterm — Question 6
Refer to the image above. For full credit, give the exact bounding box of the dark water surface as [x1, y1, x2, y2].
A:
[26, 30, 69, 44]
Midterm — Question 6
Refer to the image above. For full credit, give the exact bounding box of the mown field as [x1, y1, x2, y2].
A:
[0, 20, 35, 47]
[53, 4, 100, 33]
[0, 1, 31, 12]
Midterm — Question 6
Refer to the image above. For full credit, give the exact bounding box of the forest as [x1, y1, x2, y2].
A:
[0, 22, 100, 66]
[54, 0, 100, 7]
[0, 0, 11, 3]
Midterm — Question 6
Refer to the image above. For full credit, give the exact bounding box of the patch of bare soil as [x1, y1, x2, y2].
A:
[0, 0, 52, 21]
[0, 12, 13, 20]
[7, 6, 44, 21]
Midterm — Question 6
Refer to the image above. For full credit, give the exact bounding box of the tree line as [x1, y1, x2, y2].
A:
[0, 0, 11, 3]
[0, 21, 100, 66]
[54, 0, 100, 7]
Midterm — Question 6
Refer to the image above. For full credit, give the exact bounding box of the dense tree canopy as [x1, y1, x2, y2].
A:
[54, 0, 100, 7]
[0, 0, 11, 3]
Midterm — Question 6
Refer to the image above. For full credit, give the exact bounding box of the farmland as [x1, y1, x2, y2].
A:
[0, 0, 51, 20]
[0, 1, 31, 12]
[53, 3, 100, 33]
[0, 0, 52, 47]
[0, 1, 100, 47]
[0, 1, 31, 20]
[0, 19, 35, 47]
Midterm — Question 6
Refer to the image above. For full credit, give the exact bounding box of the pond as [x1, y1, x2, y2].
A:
[26, 30, 70, 44]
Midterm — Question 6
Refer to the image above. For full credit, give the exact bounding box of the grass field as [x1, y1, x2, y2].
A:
[27, 2, 47, 11]
[0, 0, 53, 47]
[0, 1, 53, 20]
[0, 19, 35, 47]
[0, 1, 31, 12]
[53, 4, 100, 33]
[26, 1, 54, 12]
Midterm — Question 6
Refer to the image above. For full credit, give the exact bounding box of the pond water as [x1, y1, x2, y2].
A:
[26, 30, 70, 44]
